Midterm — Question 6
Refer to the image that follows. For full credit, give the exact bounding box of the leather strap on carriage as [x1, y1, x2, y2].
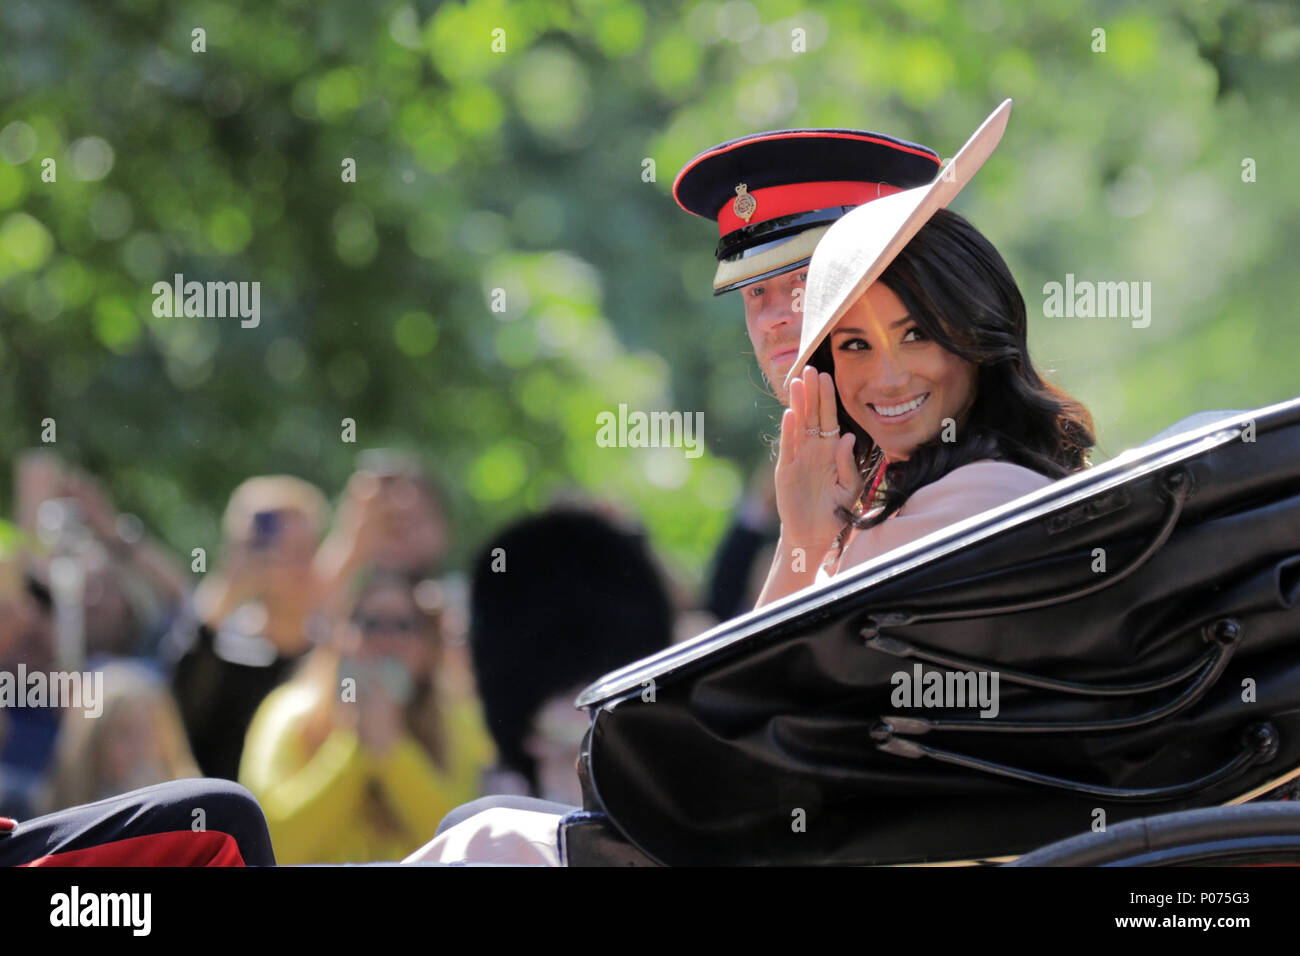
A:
[865, 612, 1259, 797]
[877, 625, 1238, 735]
[860, 467, 1224, 736]
[857, 464, 1272, 799]
[864, 616, 1242, 734]
[870, 721, 1279, 803]
[863, 630, 1216, 697]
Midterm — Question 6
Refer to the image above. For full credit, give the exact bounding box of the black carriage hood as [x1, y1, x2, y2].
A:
[572, 395, 1300, 866]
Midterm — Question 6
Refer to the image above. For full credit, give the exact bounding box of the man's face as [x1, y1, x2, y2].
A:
[739, 267, 807, 405]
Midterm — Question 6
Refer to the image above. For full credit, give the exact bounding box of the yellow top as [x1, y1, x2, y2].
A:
[239, 682, 493, 864]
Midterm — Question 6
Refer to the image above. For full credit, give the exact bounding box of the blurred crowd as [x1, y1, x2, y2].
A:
[0, 448, 768, 863]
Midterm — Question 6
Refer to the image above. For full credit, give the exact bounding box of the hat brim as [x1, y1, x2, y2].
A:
[783, 99, 1013, 391]
[712, 225, 830, 294]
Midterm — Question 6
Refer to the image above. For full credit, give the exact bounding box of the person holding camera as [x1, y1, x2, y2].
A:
[167, 475, 330, 781]
[239, 569, 491, 863]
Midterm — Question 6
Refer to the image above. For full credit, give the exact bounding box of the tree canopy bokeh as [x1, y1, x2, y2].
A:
[1, 0, 1297, 579]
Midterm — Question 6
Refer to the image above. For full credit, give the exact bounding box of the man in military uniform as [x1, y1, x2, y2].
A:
[672, 126, 942, 618]
[672, 126, 941, 402]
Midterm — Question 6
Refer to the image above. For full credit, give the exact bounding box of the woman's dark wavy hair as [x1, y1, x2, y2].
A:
[807, 207, 1095, 533]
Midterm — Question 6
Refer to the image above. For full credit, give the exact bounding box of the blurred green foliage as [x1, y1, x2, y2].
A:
[0, 0, 1296, 583]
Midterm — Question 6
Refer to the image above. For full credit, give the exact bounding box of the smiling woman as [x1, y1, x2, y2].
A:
[826, 280, 979, 464]
[756, 102, 1095, 607]
[821, 207, 1095, 511]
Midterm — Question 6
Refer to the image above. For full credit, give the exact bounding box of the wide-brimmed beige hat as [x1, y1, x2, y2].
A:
[783, 99, 1013, 391]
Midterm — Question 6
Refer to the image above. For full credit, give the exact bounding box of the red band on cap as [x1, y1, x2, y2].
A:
[717, 181, 906, 235]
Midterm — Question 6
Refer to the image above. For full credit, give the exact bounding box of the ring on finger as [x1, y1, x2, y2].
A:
[805, 427, 820, 437]
[818, 427, 840, 438]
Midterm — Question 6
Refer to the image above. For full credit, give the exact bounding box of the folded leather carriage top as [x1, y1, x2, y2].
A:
[573, 396, 1300, 866]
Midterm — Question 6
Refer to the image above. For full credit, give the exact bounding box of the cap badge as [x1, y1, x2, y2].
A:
[732, 183, 757, 223]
